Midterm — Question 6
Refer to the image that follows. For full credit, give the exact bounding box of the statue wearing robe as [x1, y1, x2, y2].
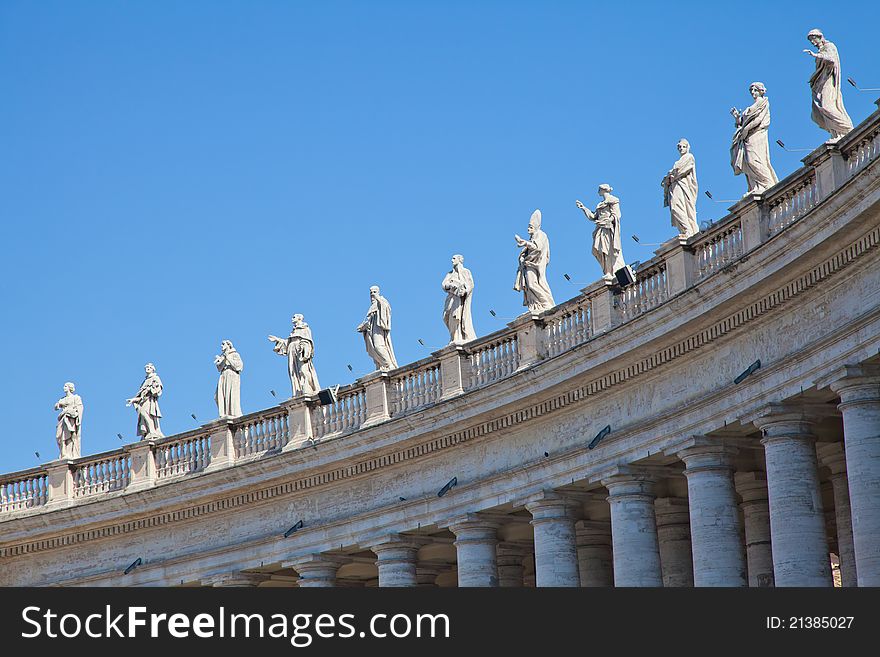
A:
[514, 210, 556, 314]
[128, 368, 164, 440]
[357, 289, 398, 371]
[270, 319, 321, 396]
[442, 257, 476, 343]
[54, 384, 83, 459]
[730, 86, 779, 196]
[662, 144, 700, 238]
[579, 190, 626, 280]
[215, 342, 243, 417]
[808, 39, 853, 139]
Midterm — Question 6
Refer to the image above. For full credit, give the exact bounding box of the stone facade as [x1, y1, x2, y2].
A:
[1, 101, 880, 587]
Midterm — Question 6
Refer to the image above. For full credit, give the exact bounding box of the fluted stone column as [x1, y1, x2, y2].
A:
[827, 365, 880, 586]
[288, 556, 344, 588]
[817, 443, 857, 587]
[371, 536, 422, 587]
[679, 445, 747, 586]
[450, 516, 500, 587]
[654, 497, 694, 587]
[525, 494, 580, 587]
[751, 405, 832, 587]
[603, 474, 663, 586]
[575, 520, 613, 587]
[735, 472, 775, 587]
[496, 543, 527, 587]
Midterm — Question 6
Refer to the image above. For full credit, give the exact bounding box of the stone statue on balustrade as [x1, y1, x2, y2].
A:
[730, 82, 779, 196]
[662, 139, 700, 238]
[804, 29, 853, 141]
[442, 254, 476, 344]
[514, 209, 556, 314]
[126, 362, 164, 440]
[269, 314, 321, 397]
[356, 286, 398, 372]
[54, 382, 83, 460]
[577, 185, 626, 280]
[214, 340, 243, 417]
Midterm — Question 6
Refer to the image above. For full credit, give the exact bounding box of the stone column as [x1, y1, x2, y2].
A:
[735, 472, 775, 587]
[751, 404, 832, 587]
[287, 556, 343, 588]
[371, 536, 422, 587]
[678, 444, 747, 586]
[496, 543, 527, 587]
[416, 565, 441, 588]
[817, 443, 857, 587]
[654, 497, 694, 587]
[449, 516, 500, 587]
[575, 520, 613, 587]
[603, 474, 663, 586]
[525, 494, 580, 587]
[827, 365, 880, 586]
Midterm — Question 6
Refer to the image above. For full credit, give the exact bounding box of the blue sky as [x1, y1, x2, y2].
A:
[1, 1, 877, 474]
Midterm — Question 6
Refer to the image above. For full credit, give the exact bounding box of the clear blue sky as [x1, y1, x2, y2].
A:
[1, 1, 877, 474]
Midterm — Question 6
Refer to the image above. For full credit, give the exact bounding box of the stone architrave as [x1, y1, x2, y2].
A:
[269, 314, 320, 397]
[54, 382, 83, 460]
[513, 210, 555, 314]
[441, 254, 476, 344]
[576, 185, 626, 280]
[804, 29, 853, 140]
[356, 286, 398, 372]
[662, 139, 700, 238]
[214, 340, 243, 418]
[730, 82, 779, 196]
[126, 363, 164, 440]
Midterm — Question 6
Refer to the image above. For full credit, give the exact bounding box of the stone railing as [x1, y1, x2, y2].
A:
[311, 383, 367, 439]
[390, 358, 442, 416]
[766, 171, 818, 237]
[0, 468, 48, 513]
[465, 330, 520, 390]
[2, 98, 878, 517]
[235, 408, 289, 458]
[543, 296, 592, 358]
[154, 430, 212, 479]
[617, 261, 668, 321]
[843, 124, 880, 180]
[693, 219, 744, 281]
[73, 451, 131, 497]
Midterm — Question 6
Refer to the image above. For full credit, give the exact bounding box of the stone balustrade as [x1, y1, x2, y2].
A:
[1, 98, 879, 518]
[311, 383, 367, 438]
[390, 358, 442, 417]
[235, 408, 289, 458]
[72, 451, 130, 497]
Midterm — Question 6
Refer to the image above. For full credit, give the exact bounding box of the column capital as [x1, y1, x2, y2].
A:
[496, 542, 529, 563]
[600, 470, 658, 499]
[283, 554, 347, 574]
[523, 491, 582, 521]
[674, 442, 739, 475]
[817, 364, 880, 400]
[744, 402, 837, 433]
[201, 572, 270, 587]
[816, 441, 847, 474]
[734, 471, 769, 503]
[654, 496, 690, 527]
[368, 534, 431, 554]
[575, 519, 612, 545]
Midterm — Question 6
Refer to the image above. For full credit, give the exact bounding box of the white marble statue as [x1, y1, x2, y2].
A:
[730, 82, 779, 196]
[357, 286, 398, 371]
[514, 210, 556, 314]
[804, 29, 853, 140]
[214, 340, 243, 417]
[54, 382, 83, 460]
[442, 254, 476, 343]
[269, 315, 321, 397]
[126, 363, 164, 440]
[662, 139, 700, 238]
[577, 185, 626, 280]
